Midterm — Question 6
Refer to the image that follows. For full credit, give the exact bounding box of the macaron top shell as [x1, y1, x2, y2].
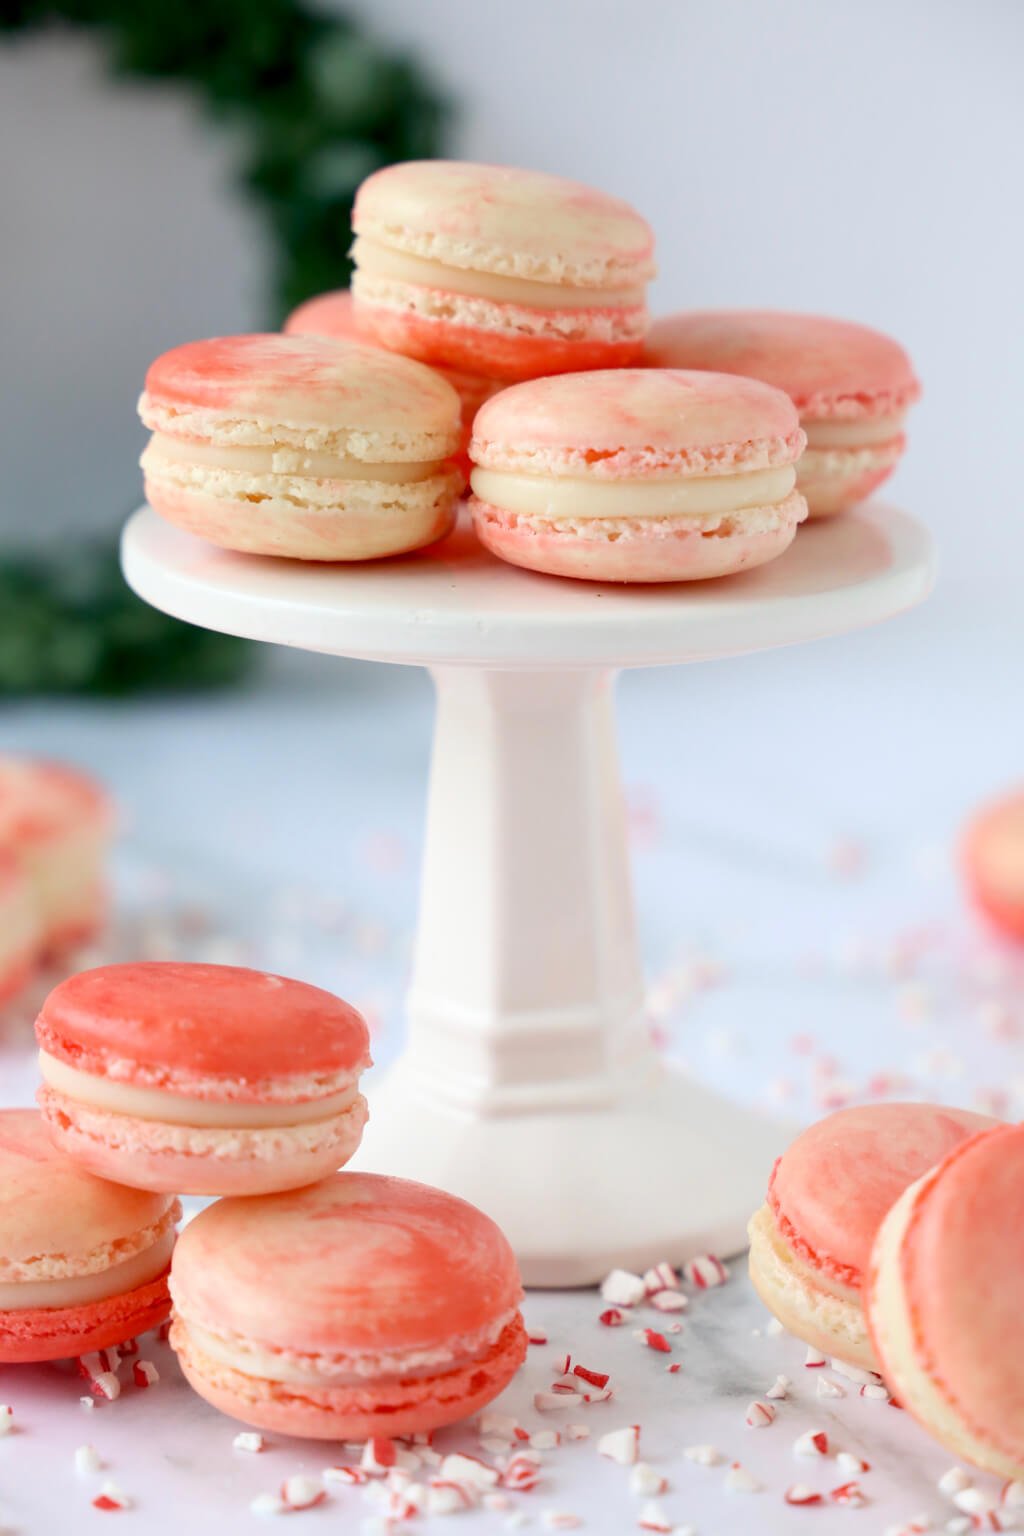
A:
[171, 1173, 523, 1358]
[770, 1103, 995, 1288]
[0, 757, 109, 845]
[646, 311, 921, 421]
[140, 334, 462, 460]
[353, 161, 655, 288]
[37, 962, 371, 1101]
[470, 369, 804, 479]
[882, 1123, 1024, 1461]
[0, 1109, 175, 1281]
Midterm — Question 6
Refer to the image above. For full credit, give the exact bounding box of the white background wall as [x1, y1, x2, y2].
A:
[0, 0, 1022, 820]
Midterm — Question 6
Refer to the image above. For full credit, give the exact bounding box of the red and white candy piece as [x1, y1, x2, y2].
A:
[502, 1454, 542, 1491]
[75, 1444, 104, 1475]
[530, 1430, 561, 1451]
[93, 1482, 133, 1512]
[566, 1424, 590, 1442]
[535, 1391, 572, 1413]
[938, 1469, 973, 1499]
[598, 1425, 640, 1466]
[643, 1262, 680, 1295]
[649, 1290, 687, 1314]
[785, 1484, 823, 1506]
[552, 1352, 572, 1375]
[132, 1359, 159, 1389]
[637, 1501, 673, 1532]
[860, 1382, 891, 1401]
[233, 1431, 265, 1454]
[480, 1411, 519, 1443]
[599, 1307, 626, 1327]
[684, 1445, 722, 1467]
[323, 1465, 368, 1487]
[634, 1328, 671, 1354]
[527, 1327, 549, 1346]
[816, 1375, 845, 1399]
[601, 1269, 648, 1306]
[280, 1476, 325, 1512]
[794, 1430, 829, 1458]
[1002, 1481, 1024, 1507]
[804, 1347, 827, 1368]
[91, 1372, 121, 1402]
[745, 1400, 776, 1428]
[837, 1452, 871, 1475]
[953, 1488, 998, 1516]
[630, 1464, 669, 1497]
[831, 1482, 868, 1508]
[683, 1254, 728, 1288]
[427, 1480, 477, 1515]
[439, 1454, 499, 1491]
[724, 1462, 762, 1494]
[361, 1438, 397, 1475]
[573, 1364, 610, 1389]
[766, 1374, 790, 1400]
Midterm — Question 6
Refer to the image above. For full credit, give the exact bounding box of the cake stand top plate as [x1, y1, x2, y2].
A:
[122, 504, 933, 670]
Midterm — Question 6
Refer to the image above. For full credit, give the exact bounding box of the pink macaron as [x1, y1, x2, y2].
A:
[0, 1109, 179, 1363]
[961, 788, 1024, 942]
[0, 756, 112, 956]
[0, 853, 41, 1005]
[351, 160, 655, 383]
[748, 1103, 996, 1369]
[36, 962, 371, 1196]
[646, 311, 921, 516]
[139, 334, 464, 561]
[169, 1172, 528, 1439]
[468, 368, 808, 582]
[867, 1123, 1024, 1478]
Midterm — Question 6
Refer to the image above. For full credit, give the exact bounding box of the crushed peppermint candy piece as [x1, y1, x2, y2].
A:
[80, 1396, 95, 1411]
[527, 1328, 549, 1346]
[831, 1482, 868, 1508]
[92, 1372, 121, 1402]
[938, 1469, 973, 1498]
[804, 1347, 827, 1367]
[552, 1353, 572, 1375]
[541, 1513, 582, 1531]
[361, 1438, 397, 1474]
[953, 1488, 997, 1515]
[785, 1484, 823, 1506]
[573, 1364, 610, 1389]
[440, 1454, 499, 1490]
[642, 1263, 679, 1295]
[426, 1481, 476, 1516]
[0, 1405, 12, 1436]
[794, 1430, 829, 1458]
[665, 1362, 681, 1374]
[480, 1412, 519, 1442]
[530, 1430, 561, 1451]
[502, 1454, 542, 1491]
[323, 1466, 368, 1486]
[598, 1425, 640, 1465]
[132, 1359, 159, 1389]
[93, 1481, 133, 1512]
[1002, 1481, 1024, 1508]
[630, 1464, 669, 1496]
[837, 1452, 871, 1475]
[746, 1400, 776, 1428]
[599, 1307, 626, 1327]
[634, 1329, 671, 1353]
[816, 1375, 845, 1398]
[861, 1382, 891, 1401]
[233, 1431, 265, 1453]
[831, 1357, 883, 1385]
[683, 1254, 728, 1288]
[535, 1391, 572, 1412]
[75, 1444, 104, 1475]
[601, 1269, 648, 1307]
[650, 1290, 687, 1313]
[766, 1374, 790, 1399]
[724, 1462, 762, 1494]
[883, 1517, 931, 1535]
[280, 1477, 325, 1511]
[637, 1500, 673, 1532]
[566, 1424, 590, 1441]
[580, 1385, 614, 1403]
[684, 1445, 722, 1467]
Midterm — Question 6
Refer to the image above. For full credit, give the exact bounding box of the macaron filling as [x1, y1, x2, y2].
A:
[802, 412, 905, 449]
[470, 464, 797, 523]
[143, 433, 448, 484]
[174, 1306, 522, 1389]
[351, 237, 646, 311]
[38, 1051, 363, 1129]
[0, 1225, 176, 1311]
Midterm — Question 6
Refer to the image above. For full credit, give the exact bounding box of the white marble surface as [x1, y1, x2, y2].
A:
[0, 634, 1022, 1532]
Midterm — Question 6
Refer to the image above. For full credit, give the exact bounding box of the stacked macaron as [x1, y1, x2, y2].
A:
[6, 958, 527, 1439]
[0, 755, 113, 1005]
[750, 1103, 1024, 1479]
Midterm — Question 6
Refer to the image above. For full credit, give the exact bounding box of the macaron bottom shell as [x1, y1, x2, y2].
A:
[171, 1312, 528, 1440]
[0, 1270, 171, 1365]
[799, 442, 904, 517]
[470, 492, 805, 583]
[747, 1204, 874, 1370]
[38, 1087, 370, 1197]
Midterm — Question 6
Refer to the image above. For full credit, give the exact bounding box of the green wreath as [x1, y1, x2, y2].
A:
[0, 0, 446, 693]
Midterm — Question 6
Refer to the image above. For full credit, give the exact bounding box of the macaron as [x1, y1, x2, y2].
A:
[867, 1123, 1024, 1478]
[351, 160, 655, 382]
[646, 311, 921, 516]
[139, 334, 464, 561]
[0, 756, 111, 956]
[961, 788, 1024, 942]
[0, 853, 41, 1005]
[468, 369, 808, 582]
[748, 1103, 996, 1369]
[0, 1109, 179, 1363]
[169, 1172, 527, 1439]
[36, 962, 371, 1196]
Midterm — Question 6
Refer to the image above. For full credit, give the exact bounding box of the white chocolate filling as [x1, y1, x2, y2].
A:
[351, 237, 644, 309]
[0, 1228, 174, 1312]
[470, 464, 796, 520]
[802, 413, 904, 449]
[39, 1052, 360, 1129]
[144, 433, 443, 484]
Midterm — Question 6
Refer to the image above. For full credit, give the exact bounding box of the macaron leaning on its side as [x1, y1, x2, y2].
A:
[169, 1172, 527, 1439]
[351, 160, 655, 382]
[646, 310, 921, 516]
[867, 1123, 1024, 1479]
[748, 1103, 995, 1369]
[0, 756, 112, 957]
[139, 334, 464, 561]
[0, 1110, 180, 1363]
[469, 369, 808, 582]
[36, 962, 371, 1196]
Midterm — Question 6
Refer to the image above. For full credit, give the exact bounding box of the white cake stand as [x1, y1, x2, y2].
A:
[122, 504, 932, 1286]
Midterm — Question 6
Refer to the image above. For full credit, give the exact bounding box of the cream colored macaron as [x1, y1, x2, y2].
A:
[139, 334, 464, 561]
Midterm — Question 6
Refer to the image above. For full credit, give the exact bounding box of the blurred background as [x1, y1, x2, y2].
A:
[1, 0, 1022, 1115]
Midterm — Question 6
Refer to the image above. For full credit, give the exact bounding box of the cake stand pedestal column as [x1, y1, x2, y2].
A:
[122, 506, 933, 1285]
